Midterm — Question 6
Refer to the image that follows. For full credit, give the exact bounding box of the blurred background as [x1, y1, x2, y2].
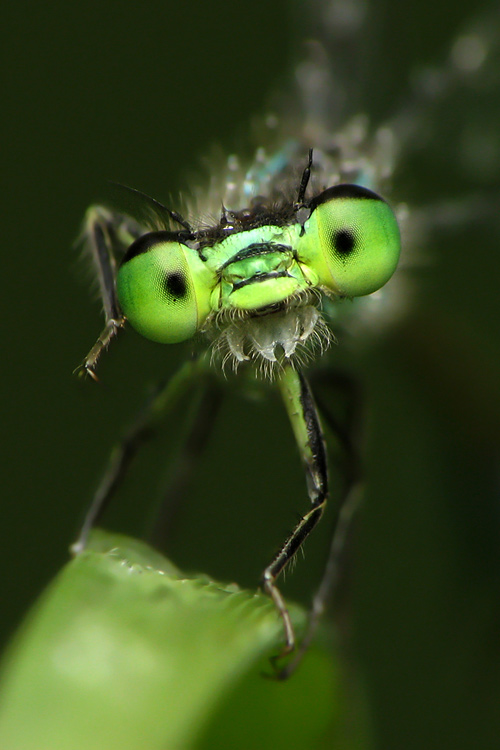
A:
[2, 0, 500, 748]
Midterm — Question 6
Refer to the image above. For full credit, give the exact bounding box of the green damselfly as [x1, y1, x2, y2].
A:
[73, 0, 498, 676]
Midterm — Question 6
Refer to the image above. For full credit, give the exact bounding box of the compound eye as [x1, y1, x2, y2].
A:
[304, 184, 401, 297]
[116, 231, 212, 344]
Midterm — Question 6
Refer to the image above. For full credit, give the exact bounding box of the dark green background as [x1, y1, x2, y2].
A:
[3, 1, 500, 748]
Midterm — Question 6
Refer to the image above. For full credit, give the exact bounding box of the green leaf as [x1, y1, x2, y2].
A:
[0, 531, 370, 750]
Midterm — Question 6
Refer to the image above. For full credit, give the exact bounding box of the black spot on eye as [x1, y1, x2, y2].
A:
[121, 231, 192, 265]
[123, 231, 172, 263]
[309, 183, 384, 209]
[334, 229, 356, 255]
[164, 271, 187, 300]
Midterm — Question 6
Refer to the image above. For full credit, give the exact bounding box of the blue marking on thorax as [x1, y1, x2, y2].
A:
[243, 140, 299, 198]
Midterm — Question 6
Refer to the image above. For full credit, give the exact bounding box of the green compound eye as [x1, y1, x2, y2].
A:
[299, 184, 401, 297]
[117, 232, 214, 343]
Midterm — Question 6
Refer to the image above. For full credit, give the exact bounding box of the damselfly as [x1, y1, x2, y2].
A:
[73, 0, 498, 675]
